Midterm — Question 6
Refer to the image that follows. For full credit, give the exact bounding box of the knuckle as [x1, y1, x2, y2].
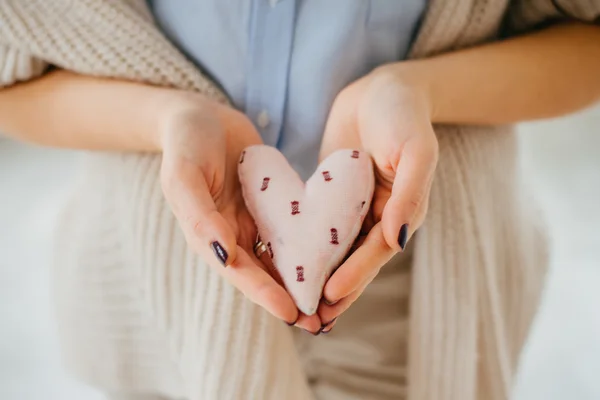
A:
[398, 189, 428, 222]
[190, 209, 222, 239]
[247, 280, 276, 306]
[422, 132, 440, 162]
[192, 218, 207, 238]
[409, 197, 422, 210]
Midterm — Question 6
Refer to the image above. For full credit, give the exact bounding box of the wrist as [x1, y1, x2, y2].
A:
[156, 90, 256, 154]
[369, 62, 436, 122]
[154, 91, 225, 151]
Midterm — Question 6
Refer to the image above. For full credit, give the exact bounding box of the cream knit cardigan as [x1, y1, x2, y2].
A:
[1, 1, 599, 399]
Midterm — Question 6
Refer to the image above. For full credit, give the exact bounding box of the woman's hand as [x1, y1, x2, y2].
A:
[159, 95, 322, 332]
[318, 67, 439, 327]
[0, 70, 321, 331]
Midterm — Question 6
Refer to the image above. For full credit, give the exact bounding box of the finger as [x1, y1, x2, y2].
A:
[320, 318, 337, 334]
[381, 133, 438, 251]
[255, 243, 284, 286]
[319, 292, 357, 326]
[220, 245, 299, 324]
[162, 159, 238, 267]
[322, 223, 394, 304]
[294, 313, 323, 335]
[318, 270, 378, 325]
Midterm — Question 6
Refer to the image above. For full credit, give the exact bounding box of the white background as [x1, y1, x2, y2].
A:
[1, 105, 599, 399]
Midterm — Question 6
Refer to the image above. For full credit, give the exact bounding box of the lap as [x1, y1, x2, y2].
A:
[56, 161, 411, 399]
[296, 246, 412, 400]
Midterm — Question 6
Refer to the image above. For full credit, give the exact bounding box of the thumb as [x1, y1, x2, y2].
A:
[162, 158, 238, 267]
[162, 158, 302, 324]
[381, 133, 438, 251]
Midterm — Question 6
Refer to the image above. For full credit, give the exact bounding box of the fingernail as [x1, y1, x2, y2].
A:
[321, 318, 337, 334]
[398, 224, 409, 251]
[324, 297, 338, 306]
[210, 241, 228, 266]
[285, 315, 300, 326]
[321, 317, 337, 330]
[320, 318, 337, 334]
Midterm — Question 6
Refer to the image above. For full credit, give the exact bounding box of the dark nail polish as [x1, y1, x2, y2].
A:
[398, 224, 409, 251]
[304, 329, 320, 336]
[321, 317, 337, 330]
[210, 241, 228, 266]
[286, 315, 300, 326]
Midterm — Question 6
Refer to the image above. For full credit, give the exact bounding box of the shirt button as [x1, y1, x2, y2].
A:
[257, 110, 270, 129]
[268, 0, 279, 8]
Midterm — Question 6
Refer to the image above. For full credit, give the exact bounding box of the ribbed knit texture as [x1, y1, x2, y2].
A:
[52, 153, 314, 400]
[0, 43, 46, 86]
[1, 0, 599, 399]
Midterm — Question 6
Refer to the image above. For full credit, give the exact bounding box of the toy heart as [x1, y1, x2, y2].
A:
[238, 145, 375, 315]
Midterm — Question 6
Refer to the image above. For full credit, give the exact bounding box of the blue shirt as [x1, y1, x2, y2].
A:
[149, 0, 426, 180]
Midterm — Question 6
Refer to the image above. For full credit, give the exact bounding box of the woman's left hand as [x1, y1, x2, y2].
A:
[318, 66, 439, 328]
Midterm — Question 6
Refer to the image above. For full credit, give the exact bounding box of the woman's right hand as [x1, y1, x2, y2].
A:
[158, 94, 322, 332]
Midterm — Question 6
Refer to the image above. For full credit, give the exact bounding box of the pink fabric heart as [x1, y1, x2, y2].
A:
[238, 145, 375, 315]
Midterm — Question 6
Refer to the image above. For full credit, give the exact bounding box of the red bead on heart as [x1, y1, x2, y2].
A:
[260, 177, 270, 191]
[291, 200, 300, 215]
[330, 228, 339, 245]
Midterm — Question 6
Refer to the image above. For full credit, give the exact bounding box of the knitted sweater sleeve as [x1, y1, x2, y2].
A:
[0, 43, 47, 88]
[505, 0, 600, 34]
[0, 0, 229, 102]
[0, 1, 49, 89]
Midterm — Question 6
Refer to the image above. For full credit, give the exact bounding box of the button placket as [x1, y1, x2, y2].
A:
[257, 110, 270, 128]
[245, 0, 297, 146]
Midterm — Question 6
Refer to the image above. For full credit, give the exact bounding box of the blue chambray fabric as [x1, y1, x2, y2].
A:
[149, 0, 426, 179]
